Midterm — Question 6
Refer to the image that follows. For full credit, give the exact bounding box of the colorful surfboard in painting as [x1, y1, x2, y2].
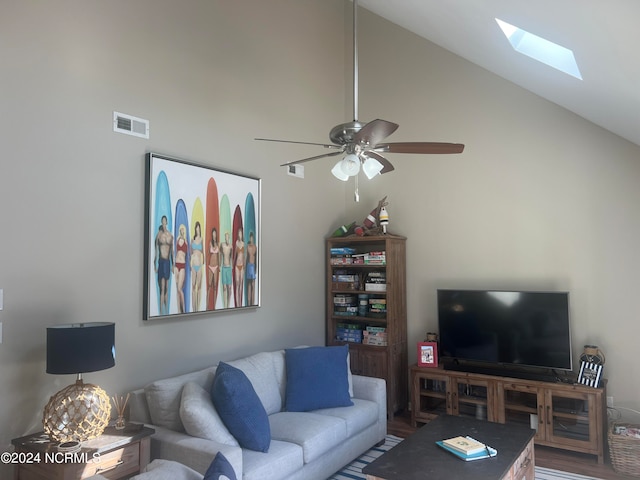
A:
[205, 178, 220, 310]
[219, 194, 232, 310]
[244, 193, 256, 307]
[174, 199, 190, 314]
[190, 197, 205, 313]
[232, 205, 244, 308]
[154, 171, 172, 316]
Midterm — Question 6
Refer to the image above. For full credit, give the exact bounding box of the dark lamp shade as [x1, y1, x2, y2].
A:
[46, 322, 115, 375]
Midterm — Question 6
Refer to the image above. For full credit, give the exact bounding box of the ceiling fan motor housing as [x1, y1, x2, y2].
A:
[329, 121, 365, 145]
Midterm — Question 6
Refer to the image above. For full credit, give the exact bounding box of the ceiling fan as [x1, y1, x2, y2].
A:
[255, 0, 464, 200]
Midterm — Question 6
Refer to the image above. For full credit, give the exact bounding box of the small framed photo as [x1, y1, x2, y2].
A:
[577, 361, 603, 388]
[417, 342, 438, 368]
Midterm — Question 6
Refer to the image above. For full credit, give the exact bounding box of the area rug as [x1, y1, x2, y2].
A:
[328, 435, 603, 480]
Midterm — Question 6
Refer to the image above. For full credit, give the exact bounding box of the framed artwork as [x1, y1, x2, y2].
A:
[577, 361, 603, 388]
[417, 342, 438, 368]
[143, 152, 261, 320]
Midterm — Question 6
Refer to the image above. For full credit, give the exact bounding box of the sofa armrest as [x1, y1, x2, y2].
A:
[352, 374, 386, 405]
[352, 374, 387, 436]
[149, 425, 242, 477]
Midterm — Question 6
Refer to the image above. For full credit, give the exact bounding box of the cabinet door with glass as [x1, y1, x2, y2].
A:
[411, 368, 452, 426]
[545, 389, 601, 455]
[452, 377, 496, 422]
[498, 382, 545, 442]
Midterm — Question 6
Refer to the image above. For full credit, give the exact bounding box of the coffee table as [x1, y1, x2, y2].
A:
[363, 415, 535, 480]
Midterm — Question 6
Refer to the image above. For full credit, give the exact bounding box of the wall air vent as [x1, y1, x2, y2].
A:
[113, 111, 149, 139]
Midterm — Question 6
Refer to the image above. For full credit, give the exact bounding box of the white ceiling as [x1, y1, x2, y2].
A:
[359, 0, 640, 147]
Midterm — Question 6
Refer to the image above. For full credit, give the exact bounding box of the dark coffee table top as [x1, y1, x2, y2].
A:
[362, 415, 535, 480]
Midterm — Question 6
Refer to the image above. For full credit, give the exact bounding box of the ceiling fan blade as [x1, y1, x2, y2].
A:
[280, 150, 344, 167]
[255, 138, 341, 149]
[353, 119, 399, 147]
[376, 142, 465, 154]
[364, 151, 395, 174]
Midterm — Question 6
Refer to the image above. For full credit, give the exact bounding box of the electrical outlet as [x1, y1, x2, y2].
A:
[607, 396, 614, 408]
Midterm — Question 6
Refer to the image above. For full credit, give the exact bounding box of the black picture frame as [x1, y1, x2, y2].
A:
[143, 153, 261, 320]
[577, 361, 603, 388]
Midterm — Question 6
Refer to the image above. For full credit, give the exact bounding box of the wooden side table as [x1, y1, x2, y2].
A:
[11, 424, 154, 480]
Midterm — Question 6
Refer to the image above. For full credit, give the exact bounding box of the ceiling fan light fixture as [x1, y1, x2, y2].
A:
[331, 161, 350, 181]
[341, 153, 361, 177]
[362, 156, 384, 179]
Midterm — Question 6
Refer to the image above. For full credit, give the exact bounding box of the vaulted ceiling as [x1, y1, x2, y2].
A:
[360, 0, 640, 147]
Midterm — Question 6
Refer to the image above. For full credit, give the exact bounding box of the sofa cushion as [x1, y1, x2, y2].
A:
[130, 459, 203, 480]
[314, 398, 379, 437]
[179, 381, 239, 446]
[284, 345, 353, 412]
[269, 412, 347, 463]
[204, 452, 237, 480]
[144, 366, 216, 431]
[211, 362, 271, 452]
[242, 440, 304, 480]
[227, 351, 282, 415]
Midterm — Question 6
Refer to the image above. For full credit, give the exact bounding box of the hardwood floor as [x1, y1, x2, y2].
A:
[388, 412, 637, 480]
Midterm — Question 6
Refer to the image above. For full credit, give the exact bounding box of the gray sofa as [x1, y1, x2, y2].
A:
[126, 347, 387, 480]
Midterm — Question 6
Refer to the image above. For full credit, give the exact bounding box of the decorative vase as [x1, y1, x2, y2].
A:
[580, 345, 605, 365]
[425, 332, 438, 343]
[115, 415, 126, 430]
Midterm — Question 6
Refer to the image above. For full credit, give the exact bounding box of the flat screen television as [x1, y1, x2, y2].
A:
[437, 289, 572, 377]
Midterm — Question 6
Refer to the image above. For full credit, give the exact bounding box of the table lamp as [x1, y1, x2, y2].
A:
[43, 322, 115, 442]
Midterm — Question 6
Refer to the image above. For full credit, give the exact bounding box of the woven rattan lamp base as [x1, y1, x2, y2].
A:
[42, 379, 111, 442]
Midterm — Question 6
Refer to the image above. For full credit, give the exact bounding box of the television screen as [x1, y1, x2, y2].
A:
[437, 289, 572, 371]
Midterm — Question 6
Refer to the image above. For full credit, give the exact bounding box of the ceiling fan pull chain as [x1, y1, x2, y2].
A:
[354, 174, 360, 202]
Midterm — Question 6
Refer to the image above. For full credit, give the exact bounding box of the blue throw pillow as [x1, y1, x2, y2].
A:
[285, 345, 354, 412]
[210, 362, 270, 452]
[204, 452, 237, 480]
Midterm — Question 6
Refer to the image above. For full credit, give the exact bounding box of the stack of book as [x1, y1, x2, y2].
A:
[363, 326, 387, 346]
[336, 323, 362, 343]
[368, 297, 387, 318]
[330, 247, 356, 265]
[365, 272, 386, 292]
[331, 270, 360, 291]
[364, 250, 386, 265]
[436, 436, 497, 461]
[333, 294, 358, 317]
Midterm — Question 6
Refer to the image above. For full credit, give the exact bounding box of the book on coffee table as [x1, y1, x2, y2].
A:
[442, 436, 487, 455]
[437, 436, 497, 461]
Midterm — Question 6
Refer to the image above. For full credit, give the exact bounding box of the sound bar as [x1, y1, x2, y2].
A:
[442, 361, 562, 383]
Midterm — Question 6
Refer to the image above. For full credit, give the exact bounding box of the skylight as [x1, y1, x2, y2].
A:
[496, 18, 582, 80]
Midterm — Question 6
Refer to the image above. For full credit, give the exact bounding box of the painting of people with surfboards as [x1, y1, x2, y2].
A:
[144, 153, 260, 319]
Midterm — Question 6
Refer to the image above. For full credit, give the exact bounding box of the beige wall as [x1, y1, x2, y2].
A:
[0, 1, 350, 473]
[349, 8, 640, 418]
[1, 1, 639, 471]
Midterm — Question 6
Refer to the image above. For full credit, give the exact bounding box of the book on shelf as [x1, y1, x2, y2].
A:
[330, 247, 356, 255]
[332, 274, 358, 282]
[330, 257, 354, 265]
[366, 326, 386, 332]
[334, 294, 357, 304]
[363, 330, 387, 346]
[436, 436, 497, 461]
[366, 271, 386, 278]
[337, 322, 360, 328]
